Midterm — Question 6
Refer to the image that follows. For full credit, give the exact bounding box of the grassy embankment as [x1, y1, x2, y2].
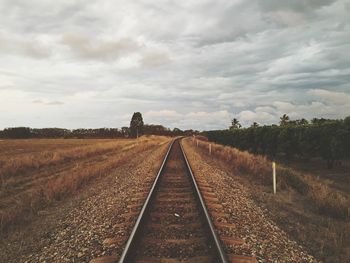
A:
[0, 136, 170, 232]
[185, 137, 350, 262]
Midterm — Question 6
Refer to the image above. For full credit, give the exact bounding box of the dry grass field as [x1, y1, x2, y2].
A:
[283, 158, 350, 197]
[187, 138, 350, 262]
[0, 136, 170, 233]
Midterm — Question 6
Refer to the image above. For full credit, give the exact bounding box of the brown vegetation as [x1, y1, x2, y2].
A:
[187, 137, 350, 262]
[0, 139, 130, 183]
[193, 137, 350, 220]
[0, 136, 170, 233]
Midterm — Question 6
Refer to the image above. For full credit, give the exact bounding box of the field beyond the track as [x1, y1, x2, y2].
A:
[186, 138, 350, 262]
[0, 136, 170, 231]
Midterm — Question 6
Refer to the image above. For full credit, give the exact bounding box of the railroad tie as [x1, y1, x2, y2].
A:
[202, 192, 217, 199]
[206, 203, 224, 210]
[199, 185, 213, 192]
[220, 236, 245, 246]
[229, 254, 258, 263]
[89, 255, 119, 263]
[133, 255, 215, 263]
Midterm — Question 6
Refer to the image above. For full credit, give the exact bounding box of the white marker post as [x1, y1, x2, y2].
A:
[209, 143, 212, 155]
[272, 161, 276, 194]
[196, 140, 199, 147]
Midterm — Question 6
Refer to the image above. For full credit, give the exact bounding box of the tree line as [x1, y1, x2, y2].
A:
[204, 116, 350, 168]
[0, 112, 197, 139]
[0, 125, 196, 139]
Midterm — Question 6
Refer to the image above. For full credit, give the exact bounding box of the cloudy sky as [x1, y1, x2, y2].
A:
[0, 0, 349, 130]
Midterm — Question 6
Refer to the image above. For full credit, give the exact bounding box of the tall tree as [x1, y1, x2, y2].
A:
[130, 112, 144, 138]
[251, 122, 259, 128]
[230, 118, 241, 130]
[280, 114, 290, 126]
[297, 118, 309, 125]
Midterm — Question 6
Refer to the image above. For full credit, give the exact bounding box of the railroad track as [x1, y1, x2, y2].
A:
[91, 138, 257, 263]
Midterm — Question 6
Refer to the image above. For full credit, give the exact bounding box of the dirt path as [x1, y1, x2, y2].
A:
[0, 142, 169, 262]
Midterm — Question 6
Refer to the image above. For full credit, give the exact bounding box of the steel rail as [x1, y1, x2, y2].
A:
[118, 138, 229, 263]
[179, 139, 229, 263]
[118, 139, 175, 263]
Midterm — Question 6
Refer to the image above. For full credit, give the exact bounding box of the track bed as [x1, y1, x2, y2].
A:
[112, 139, 256, 263]
[131, 140, 218, 262]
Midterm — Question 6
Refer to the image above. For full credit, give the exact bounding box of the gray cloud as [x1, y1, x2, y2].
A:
[32, 99, 64, 105]
[0, 0, 88, 34]
[140, 52, 171, 67]
[258, 0, 337, 12]
[0, 0, 349, 130]
[61, 34, 141, 61]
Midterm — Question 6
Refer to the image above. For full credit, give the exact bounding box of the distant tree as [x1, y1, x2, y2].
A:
[311, 118, 331, 125]
[31, 128, 70, 138]
[343, 116, 350, 126]
[297, 118, 309, 125]
[344, 117, 350, 157]
[279, 114, 290, 126]
[172, 127, 183, 136]
[121, 127, 129, 137]
[230, 118, 241, 130]
[278, 126, 299, 160]
[251, 122, 259, 128]
[205, 116, 350, 168]
[3, 127, 31, 138]
[184, 129, 197, 136]
[143, 124, 169, 136]
[130, 112, 144, 138]
[263, 126, 279, 159]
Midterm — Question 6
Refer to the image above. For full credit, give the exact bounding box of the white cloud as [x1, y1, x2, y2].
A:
[0, 33, 51, 59]
[0, 77, 15, 89]
[237, 110, 276, 126]
[272, 101, 295, 112]
[308, 89, 350, 105]
[145, 110, 182, 119]
[144, 110, 231, 130]
[32, 99, 64, 105]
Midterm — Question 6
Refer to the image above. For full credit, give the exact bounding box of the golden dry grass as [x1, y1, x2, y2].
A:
[0, 136, 170, 231]
[192, 138, 350, 220]
[0, 139, 134, 184]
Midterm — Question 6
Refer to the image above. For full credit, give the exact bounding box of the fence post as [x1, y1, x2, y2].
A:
[272, 161, 276, 194]
[209, 143, 212, 155]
